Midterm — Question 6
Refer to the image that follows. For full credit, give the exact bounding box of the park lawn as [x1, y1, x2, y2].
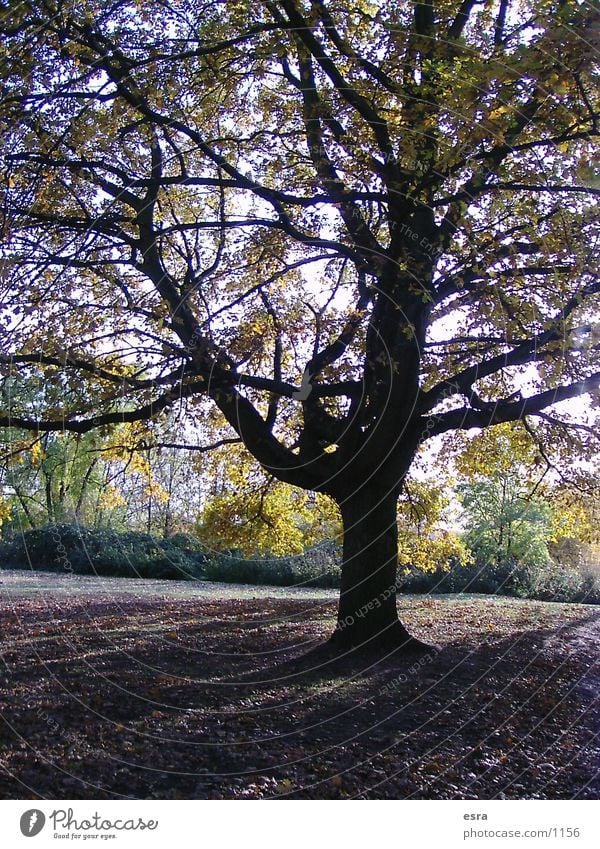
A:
[0, 569, 598, 800]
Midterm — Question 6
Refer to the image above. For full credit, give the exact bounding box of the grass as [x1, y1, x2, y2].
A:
[0, 569, 598, 800]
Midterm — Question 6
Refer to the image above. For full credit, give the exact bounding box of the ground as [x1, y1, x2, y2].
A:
[0, 570, 598, 799]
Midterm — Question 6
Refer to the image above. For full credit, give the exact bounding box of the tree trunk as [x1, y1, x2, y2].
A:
[330, 485, 429, 653]
[13, 486, 37, 529]
[74, 457, 98, 522]
[43, 469, 54, 524]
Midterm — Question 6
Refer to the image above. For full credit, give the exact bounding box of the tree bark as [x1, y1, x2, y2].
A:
[330, 485, 429, 652]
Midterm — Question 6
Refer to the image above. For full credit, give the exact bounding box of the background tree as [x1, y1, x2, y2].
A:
[0, 0, 598, 650]
[452, 422, 548, 570]
[448, 422, 599, 596]
[197, 442, 340, 556]
[397, 475, 469, 572]
[459, 478, 552, 570]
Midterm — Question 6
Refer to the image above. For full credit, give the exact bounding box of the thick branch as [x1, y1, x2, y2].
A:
[425, 373, 600, 436]
[0, 382, 206, 434]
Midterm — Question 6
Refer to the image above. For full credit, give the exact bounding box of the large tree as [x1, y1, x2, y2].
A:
[0, 0, 598, 650]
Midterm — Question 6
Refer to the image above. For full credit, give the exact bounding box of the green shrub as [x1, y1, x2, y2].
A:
[0, 524, 208, 580]
[398, 557, 600, 604]
[0, 525, 340, 586]
[202, 540, 341, 588]
[4, 524, 596, 603]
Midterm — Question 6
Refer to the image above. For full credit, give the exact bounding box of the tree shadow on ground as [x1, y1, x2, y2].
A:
[0, 593, 598, 799]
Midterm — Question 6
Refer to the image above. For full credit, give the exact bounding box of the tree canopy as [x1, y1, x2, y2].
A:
[1, 0, 598, 648]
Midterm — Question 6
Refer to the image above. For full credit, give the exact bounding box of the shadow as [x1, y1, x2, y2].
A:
[2, 595, 599, 800]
